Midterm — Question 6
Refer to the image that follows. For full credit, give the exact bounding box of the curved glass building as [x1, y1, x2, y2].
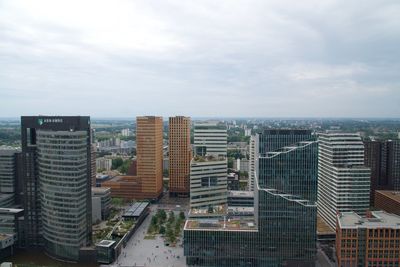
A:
[20, 116, 92, 261]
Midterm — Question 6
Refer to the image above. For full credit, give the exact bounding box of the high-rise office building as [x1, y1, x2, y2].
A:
[189, 156, 227, 209]
[0, 149, 19, 195]
[0, 149, 20, 209]
[364, 140, 400, 205]
[317, 132, 371, 230]
[19, 116, 92, 261]
[185, 129, 318, 266]
[193, 121, 227, 156]
[248, 135, 258, 191]
[169, 116, 191, 197]
[189, 121, 227, 211]
[136, 116, 163, 200]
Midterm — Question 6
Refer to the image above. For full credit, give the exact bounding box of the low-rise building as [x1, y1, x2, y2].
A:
[336, 211, 400, 267]
[92, 187, 111, 220]
[0, 208, 24, 260]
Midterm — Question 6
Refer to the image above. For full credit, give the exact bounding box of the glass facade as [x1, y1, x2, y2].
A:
[37, 130, 90, 261]
[184, 129, 318, 266]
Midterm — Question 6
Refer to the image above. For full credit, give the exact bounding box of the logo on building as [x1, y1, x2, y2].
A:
[38, 118, 44, 125]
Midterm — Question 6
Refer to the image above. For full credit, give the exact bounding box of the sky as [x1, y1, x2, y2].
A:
[0, 0, 399, 118]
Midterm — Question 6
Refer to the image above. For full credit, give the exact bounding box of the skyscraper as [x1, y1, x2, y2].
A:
[185, 129, 318, 266]
[169, 116, 191, 197]
[317, 132, 371, 229]
[136, 116, 163, 200]
[189, 121, 227, 211]
[193, 121, 227, 156]
[189, 156, 227, 209]
[248, 135, 258, 191]
[364, 139, 400, 205]
[0, 149, 20, 207]
[19, 116, 92, 261]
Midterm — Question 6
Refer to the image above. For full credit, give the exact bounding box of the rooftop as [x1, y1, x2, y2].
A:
[192, 155, 226, 162]
[184, 216, 257, 232]
[96, 239, 116, 248]
[123, 201, 149, 218]
[375, 190, 400, 203]
[228, 190, 254, 198]
[92, 187, 111, 194]
[338, 211, 400, 229]
[189, 205, 227, 217]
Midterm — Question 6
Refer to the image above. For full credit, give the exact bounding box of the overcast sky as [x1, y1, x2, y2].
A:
[0, 0, 399, 118]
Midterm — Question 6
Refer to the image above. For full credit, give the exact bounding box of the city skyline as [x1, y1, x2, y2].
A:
[1, 0, 400, 118]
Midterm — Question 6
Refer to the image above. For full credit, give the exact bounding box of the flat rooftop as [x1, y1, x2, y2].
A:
[185, 216, 257, 232]
[123, 201, 149, 218]
[338, 211, 400, 229]
[192, 155, 226, 162]
[376, 190, 400, 203]
[92, 187, 111, 194]
[96, 239, 116, 248]
[228, 190, 254, 198]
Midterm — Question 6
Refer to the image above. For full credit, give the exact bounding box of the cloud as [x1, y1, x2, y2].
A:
[0, 0, 399, 117]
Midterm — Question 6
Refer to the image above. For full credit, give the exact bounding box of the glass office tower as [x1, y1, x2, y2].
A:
[184, 129, 318, 266]
[19, 116, 92, 261]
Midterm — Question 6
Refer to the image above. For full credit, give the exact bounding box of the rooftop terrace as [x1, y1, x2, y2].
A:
[184, 216, 257, 232]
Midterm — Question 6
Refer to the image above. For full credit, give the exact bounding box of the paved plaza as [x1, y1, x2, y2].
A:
[108, 204, 187, 267]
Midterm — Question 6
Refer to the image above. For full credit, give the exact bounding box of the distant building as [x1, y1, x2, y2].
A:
[121, 128, 132, 137]
[163, 157, 169, 171]
[336, 211, 400, 266]
[227, 172, 239, 191]
[244, 128, 251, 136]
[232, 158, 249, 172]
[375, 190, 400, 216]
[364, 140, 400, 205]
[169, 116, 192, 197]
[317, 132, 371, 229]
[96, 157, 113, 171]
[19, 116, 93, 261]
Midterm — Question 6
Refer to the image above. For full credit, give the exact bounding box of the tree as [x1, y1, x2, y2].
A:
[111, 158, 123, 170]
[179, 211, 185, 220]
[151, 216, 158, 227]
[168, 211, 175, 224]
[118, 159, 132, 174]
[157, 209, 167, 223]
[159, 225, 166, 235]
